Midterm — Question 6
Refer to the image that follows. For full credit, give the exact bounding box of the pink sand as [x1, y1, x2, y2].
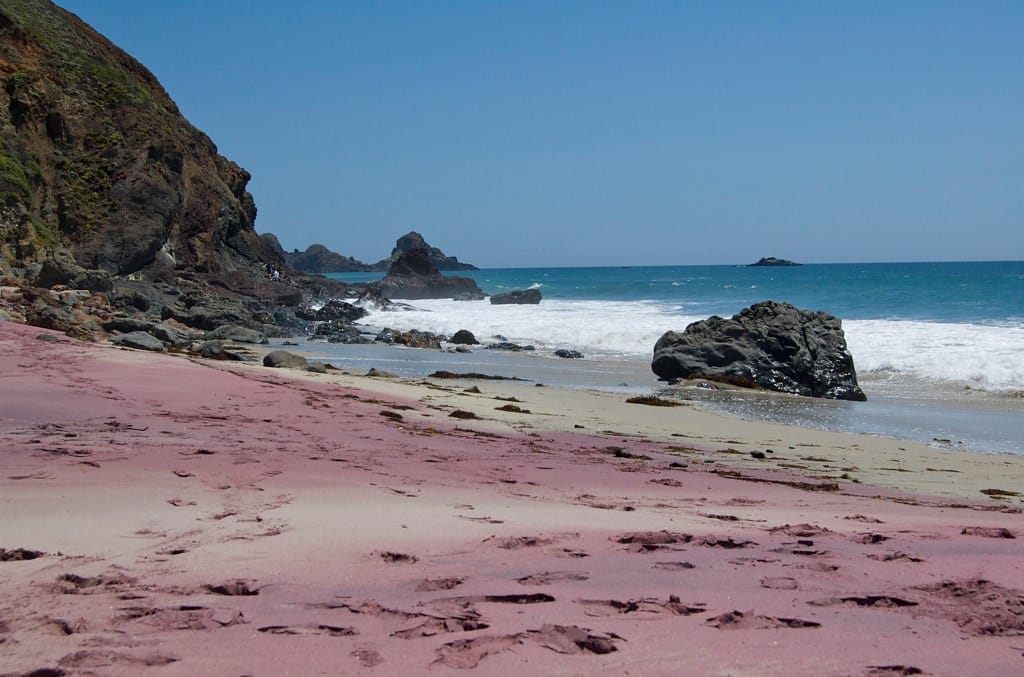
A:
[1, 319, 1022, 676]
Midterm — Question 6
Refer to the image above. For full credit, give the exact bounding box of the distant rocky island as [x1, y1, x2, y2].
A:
[261, 230, 478, 274]
[748, 257, 802, 267]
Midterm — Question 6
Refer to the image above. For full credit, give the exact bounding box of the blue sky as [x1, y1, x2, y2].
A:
[61, 1, 1022, 267]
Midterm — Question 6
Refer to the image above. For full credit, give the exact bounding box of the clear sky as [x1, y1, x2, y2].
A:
[60, 1, 1022, 268]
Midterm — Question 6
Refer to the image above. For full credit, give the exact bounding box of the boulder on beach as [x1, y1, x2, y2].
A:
[263, 350, 309, 369]
[651, 300, 866, 401]
[450, 330, 480, 345]
[490, 288, 542, 305]
[375, 248, 483, 300]
[111, 331, 165, 352]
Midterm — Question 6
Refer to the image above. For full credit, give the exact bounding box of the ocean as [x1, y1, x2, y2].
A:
[281, 261, 1024, 455]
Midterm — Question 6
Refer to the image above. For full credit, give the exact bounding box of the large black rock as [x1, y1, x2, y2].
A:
[375, 248, 483, 300]
[652, 301, 866, 401]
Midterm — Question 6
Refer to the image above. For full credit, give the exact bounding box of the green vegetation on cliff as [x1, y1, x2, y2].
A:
[0, 0, 279, 280]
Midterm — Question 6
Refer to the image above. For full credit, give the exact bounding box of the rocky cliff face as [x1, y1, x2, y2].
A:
[0, 0, 281, 281]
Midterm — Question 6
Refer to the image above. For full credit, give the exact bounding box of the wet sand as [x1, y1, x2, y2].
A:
[1, 319, 1022, 676]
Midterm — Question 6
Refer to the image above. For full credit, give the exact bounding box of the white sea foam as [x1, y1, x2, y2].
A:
[358, 299, 1024, 393]
[845, 319, 1024, 392]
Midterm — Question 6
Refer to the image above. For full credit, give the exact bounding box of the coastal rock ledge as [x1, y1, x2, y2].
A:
[652, 301, 866, 401]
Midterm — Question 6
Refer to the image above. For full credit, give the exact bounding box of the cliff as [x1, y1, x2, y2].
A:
[0, 0, 281, 282]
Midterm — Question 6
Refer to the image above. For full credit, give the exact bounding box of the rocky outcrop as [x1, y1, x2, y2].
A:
[749, 257, 801, 267]
[490, 289, 542, 305]
[372, 232, 477, 272]
[375, 248, 483, 300]
[651, 301, 866, 401]
[279, 242, 371, 274]
[0, 0, 282, 285]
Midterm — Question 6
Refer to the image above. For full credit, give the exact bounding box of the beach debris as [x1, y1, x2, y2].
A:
[448, 409, 479, 420]
[625, 395, 682, 407]
[495, 404, 530, 413]
[205, 580, 259, 596]
[430, 370, 522, 380]
[979, 488, 1020, 499]
[960, 526, 1015, 539]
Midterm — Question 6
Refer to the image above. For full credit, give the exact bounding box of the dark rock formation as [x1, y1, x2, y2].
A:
[375, 248, 483, 300]
[748, 257, 801, 267]
[312, 320, 369, 344]
[278, 241, 372, 274]
[192, 340, 245, 361]
[110, 331, 165, 352]
[450, 329, 479, 345]
[376, 328, 442, 350]
[555, 349, 583, 359]
[161, 290, 253, 330]
[372, 232, 477, 272]
[0, 0, 283, 282]
[487, 341, 535, 352]
[203, 324, 266, 344]
[490, 288, 542, 305]
[314, 299, 366, 323]
[651, 301, 866, 401]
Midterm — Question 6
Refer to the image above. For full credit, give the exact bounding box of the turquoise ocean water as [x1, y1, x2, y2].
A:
[295, 261, 1024, 454]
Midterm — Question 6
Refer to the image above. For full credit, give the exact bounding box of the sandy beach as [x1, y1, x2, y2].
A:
[1, 319, 1022, 676]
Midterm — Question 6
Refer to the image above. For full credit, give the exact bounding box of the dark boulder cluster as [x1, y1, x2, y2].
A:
[652, 301, 865, 401]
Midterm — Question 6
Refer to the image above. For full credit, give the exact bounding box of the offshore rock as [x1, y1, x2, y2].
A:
[376, 248, 483, 300]
[651, 301, 866, 401]
[490, 288, 542, 305]
[372, 231, 478, 272]
[748, 257, 801, 267]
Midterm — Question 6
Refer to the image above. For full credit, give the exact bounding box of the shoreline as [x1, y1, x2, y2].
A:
[279, 336, 1024, 457]
[2, 319, 1023, 675]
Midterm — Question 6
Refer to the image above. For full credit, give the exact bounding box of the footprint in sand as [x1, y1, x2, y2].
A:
[515, 571, 589, 585]
[706, 609, 821, 629]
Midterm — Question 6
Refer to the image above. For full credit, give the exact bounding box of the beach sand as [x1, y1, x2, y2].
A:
[1, 319, 1022, 676]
